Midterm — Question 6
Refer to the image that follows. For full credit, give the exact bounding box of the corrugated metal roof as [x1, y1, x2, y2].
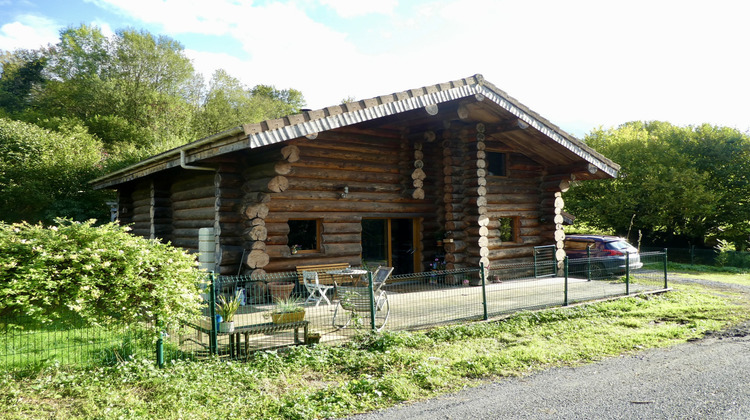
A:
[91, 74, 619, 189]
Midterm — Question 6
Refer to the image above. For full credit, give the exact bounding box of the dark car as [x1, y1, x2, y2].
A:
[564, 235, 643, 278]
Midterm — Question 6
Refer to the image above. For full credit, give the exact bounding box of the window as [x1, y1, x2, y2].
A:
[288, 219, 320, 253]
[498, 217, 519, 243]
[487, 152, 507, 177]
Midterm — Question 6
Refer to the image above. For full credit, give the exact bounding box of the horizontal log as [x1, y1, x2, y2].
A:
[171, 174, 215, 192]
[444, 240, 467, 253]
[322, 233, 361, 244]
[288, 177, 401, 195]
[290, 166, 400, 184]
[242, 203, 269, 219]
[242, 161, 292, 179]
[171, 186, 215, 202]
[323, 243, 362, 255]
[244, 240, 267, 251]
[217, 245, 244, 265]
[444, 253, 466, 264]
[269, 198, 434, 214]
[172, 197, 214, 211]
[462, 196, 488, 207]
[445, 220, 466, 231]
[172, 219, 216, 229]
[247, 217, 266, 227]
[173, 207, 215, 221]
[242, 176, 288, 193]
[214, 222, 244, 237]
[214, 172, 243, 188]
[243, 191, 271, 204]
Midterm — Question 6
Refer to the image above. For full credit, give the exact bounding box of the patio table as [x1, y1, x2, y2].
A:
[327, 268, 369, 286]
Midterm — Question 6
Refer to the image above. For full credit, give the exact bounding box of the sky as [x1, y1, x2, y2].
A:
[1, 0, 748, 138]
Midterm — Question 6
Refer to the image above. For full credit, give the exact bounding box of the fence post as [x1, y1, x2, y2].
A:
[663, 248, 669, 289]
[156, 317, 164, 368]
[625, 252, 630, 295]
[564, 256, 569, 306]
[368, 271, 376, 331]
[690, 245, 694, 266]
[209, 272, 218, 355]
[586, 246, 591, 281]
[480, 263, 488, 320]
[533, 249, 538, 278]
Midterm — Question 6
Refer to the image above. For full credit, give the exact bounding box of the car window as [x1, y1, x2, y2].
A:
[566, 241, 592, 250]
[606, 241, 633, 251]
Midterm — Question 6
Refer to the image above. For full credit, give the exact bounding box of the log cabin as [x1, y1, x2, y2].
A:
[91, 74, 619, 278]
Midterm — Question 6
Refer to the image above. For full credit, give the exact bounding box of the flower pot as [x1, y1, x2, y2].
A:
[306, 332, 321, 344]
[267, 282, 295, 301]
[271, 310, 305, 324]
[219, 321, 234, 333]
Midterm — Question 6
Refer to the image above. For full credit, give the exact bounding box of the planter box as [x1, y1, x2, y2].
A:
[271, 310, 305, 324]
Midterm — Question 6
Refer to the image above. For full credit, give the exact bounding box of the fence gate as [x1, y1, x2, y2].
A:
[533, 245, 557, 278]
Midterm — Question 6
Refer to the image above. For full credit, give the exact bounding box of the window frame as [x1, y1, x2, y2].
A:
[287, 219, 322, 254]
[497, 216, 521, 244]
[486, 151, 509, 177]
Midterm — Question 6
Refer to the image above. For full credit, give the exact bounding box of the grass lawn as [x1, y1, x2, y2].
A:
[2, 273, 749, 420]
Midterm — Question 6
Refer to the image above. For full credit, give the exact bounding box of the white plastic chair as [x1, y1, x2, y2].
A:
[303, 271, 333, 306]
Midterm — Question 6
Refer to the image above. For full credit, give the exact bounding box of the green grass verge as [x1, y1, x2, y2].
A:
[1, 281, 749, 419]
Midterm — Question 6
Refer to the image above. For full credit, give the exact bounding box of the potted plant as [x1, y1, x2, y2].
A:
[215, 293, 241, 333]
[290, 244, 300, 255]
[306, 331, 322, 345]
[271, 297, 306, 324]
[267, 281, 295, 301]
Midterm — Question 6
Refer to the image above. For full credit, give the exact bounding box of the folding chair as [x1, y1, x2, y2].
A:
[302, 271, 333, 306]
[332, 267, 393, 330]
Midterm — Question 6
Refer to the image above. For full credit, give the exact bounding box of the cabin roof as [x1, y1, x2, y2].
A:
[91, 74, 619, 189]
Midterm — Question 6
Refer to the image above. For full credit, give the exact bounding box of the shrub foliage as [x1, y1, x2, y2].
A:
[0, 219, 204, 334]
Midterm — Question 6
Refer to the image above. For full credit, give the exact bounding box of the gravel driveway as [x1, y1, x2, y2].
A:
[347, 275, 750, 420]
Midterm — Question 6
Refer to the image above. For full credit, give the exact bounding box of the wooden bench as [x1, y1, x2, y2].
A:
[295, 263, 352, 286]
[225, 321, 309, 357]
[188, 319, 309, 357]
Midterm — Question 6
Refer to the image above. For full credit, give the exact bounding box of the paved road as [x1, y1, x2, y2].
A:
[347, 277, 750, 420]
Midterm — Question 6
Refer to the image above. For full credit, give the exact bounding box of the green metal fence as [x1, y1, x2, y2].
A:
[2, 251, 669, 371]
[0, 315, 157, 371]
[654, 246, 750, 268]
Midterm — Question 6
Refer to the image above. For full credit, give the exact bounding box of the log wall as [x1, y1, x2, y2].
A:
[114, 125, 575, 276]
[258, 135, 437, 273]
[170, 173, 216, 251]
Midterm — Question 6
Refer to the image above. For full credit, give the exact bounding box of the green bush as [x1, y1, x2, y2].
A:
[0, 219, 204, 336]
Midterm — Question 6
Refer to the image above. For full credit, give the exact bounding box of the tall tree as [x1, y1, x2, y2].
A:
[566, 121, 750, 249]
[192, 71, 305, 138]
[0, 117, 111, 223]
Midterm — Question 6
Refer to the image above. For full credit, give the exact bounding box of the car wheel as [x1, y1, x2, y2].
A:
[589, 263, 608, 280]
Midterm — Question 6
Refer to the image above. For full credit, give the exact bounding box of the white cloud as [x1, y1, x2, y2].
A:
[87, 0, 248, 36]
[0, 15, 60, 51]
[318, 0, 398, 18]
